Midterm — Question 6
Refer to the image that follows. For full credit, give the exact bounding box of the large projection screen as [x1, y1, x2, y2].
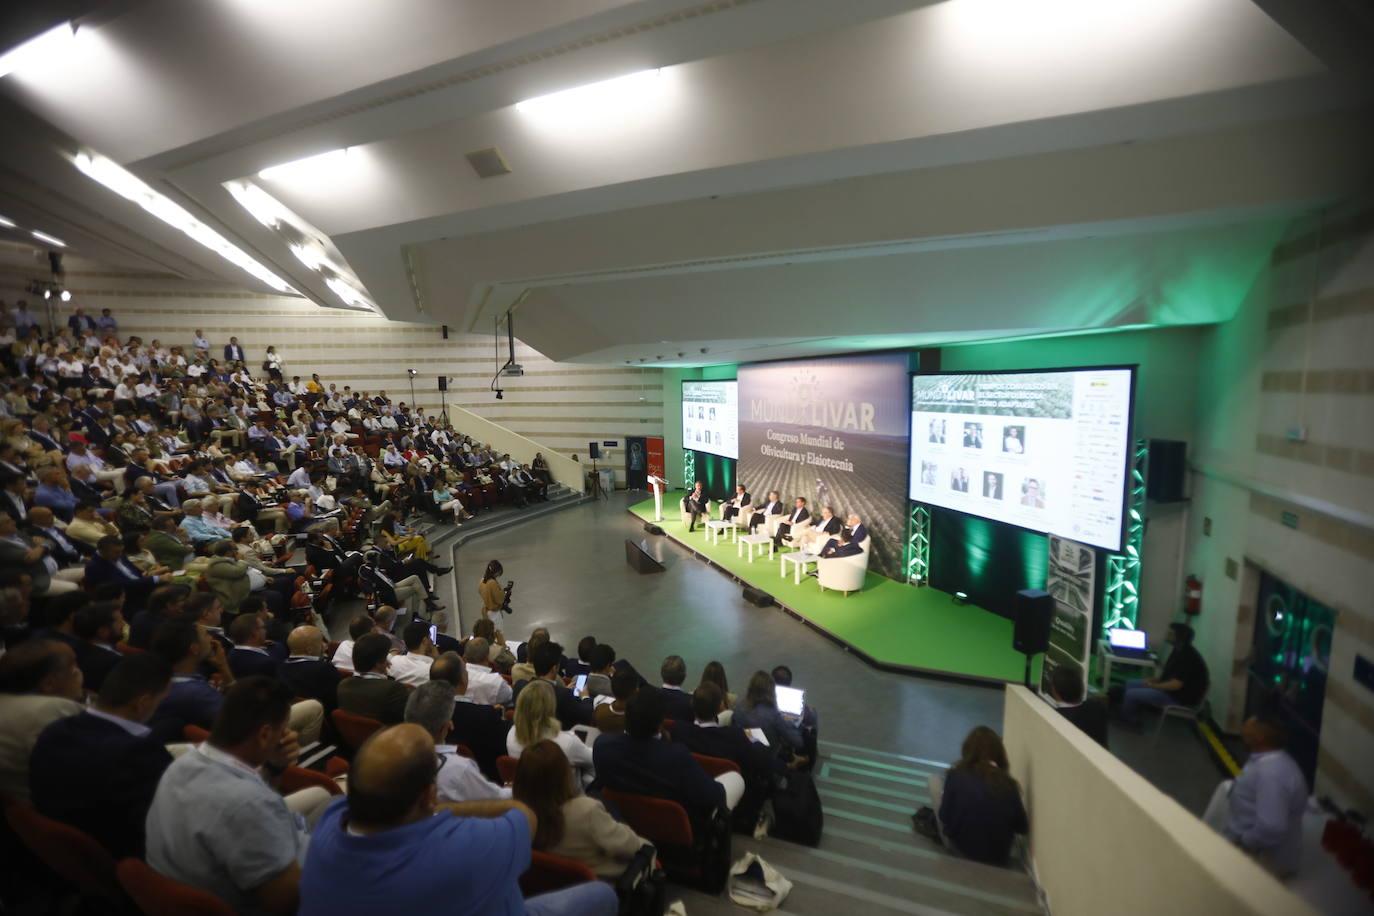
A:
[909, 367, 1135, 552]
[682, 380, 738, 459]
[739, 353, 910, 580]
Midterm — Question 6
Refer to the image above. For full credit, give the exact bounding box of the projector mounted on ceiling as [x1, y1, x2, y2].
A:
[501, 364, 524, 377]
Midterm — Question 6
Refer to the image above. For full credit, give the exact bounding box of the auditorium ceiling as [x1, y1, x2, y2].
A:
[0, 0, 1370, 365]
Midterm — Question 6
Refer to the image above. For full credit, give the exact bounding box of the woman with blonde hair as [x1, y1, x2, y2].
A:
[507, 680, 594, 788]
[513, 739, 647, 877]
[913, 725, 1028, 865]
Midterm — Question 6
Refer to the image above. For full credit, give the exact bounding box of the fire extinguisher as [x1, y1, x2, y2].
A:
[1184, 574, 1202, 615]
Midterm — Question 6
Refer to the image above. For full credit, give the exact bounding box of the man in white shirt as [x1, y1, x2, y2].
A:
[387, 622, 438, 688]
[330, 616, 379, 673]
[404, 681, 509, 802]
[461, 639, 514, 707]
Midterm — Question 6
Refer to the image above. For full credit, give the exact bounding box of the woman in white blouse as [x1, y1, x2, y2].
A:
[507, 680, 595, 789]
[513, 738, 648, 878]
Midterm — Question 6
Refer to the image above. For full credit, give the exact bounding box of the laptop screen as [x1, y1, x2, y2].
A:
[1108, 628, 1147, 650]
[775, 685, 805, 716]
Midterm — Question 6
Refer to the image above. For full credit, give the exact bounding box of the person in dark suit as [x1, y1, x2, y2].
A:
[29, 654, 175, 858]
[670, 683, 784, 824]
[772, 497, 810, 548]
[721, 484, 751, 523]
[820, 529, 863, 559]
[72, 601, 126, 693]
[337, 633, 409, 724]
[511, 641, 592, 729]
[592, 688, 738, 829]
[658, 655, 693, 723]
[226, 612, 280, 679]
[684, 481, 709, 532]
[84, 536, 162, 618]
[223, 336, 245, 363]
[1050, 666, 1109, 748]
[844, 514, 868, 548]
[431, 652, 512, 782]
[124, 582, 190, 649]
[747, 490, 784, 534]
[277, 625, 340, 711]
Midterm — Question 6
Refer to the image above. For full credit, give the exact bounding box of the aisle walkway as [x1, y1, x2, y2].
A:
[672, 738, 1042, 915]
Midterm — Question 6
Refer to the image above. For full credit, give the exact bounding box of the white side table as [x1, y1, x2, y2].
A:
[780, 551, 819, 584]
[705, 519, 733, 545]
[1097, 639, 1160, 691]
[738, 533, 774, 563]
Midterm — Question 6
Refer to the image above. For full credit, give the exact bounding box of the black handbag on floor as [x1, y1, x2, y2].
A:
[770, 770, 823, 846]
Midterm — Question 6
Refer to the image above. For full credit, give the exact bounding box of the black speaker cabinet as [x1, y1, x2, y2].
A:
[437, 376, 448, 392]
[1147, 439, 1187, 502]
[624, 539, 665, 574]
[1012, 589, 1054, 655]
[588, 442, 601, 460]
[743, 586, 775, 607]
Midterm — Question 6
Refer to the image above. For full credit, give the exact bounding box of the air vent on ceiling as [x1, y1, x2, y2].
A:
[465, 147, 511, 179]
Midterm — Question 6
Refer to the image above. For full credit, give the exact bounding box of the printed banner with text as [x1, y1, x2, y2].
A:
[1041, 535, 1096, 698]
[739, 354, 910, 579]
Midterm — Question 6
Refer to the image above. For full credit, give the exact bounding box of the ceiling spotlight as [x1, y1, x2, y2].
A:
[42, 288, 51, 299]
[59, 289, 71, 301]
[407, 368, 417, 377]
[495, 389, 504, 400]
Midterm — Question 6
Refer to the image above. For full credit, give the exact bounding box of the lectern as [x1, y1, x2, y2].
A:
[647, 475, 668, 521]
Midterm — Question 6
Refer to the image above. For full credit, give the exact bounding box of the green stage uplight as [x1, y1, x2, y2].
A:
[953, 591, 968, 605]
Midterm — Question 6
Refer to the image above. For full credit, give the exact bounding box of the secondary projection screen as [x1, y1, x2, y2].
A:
[682, 380, 738, 459]
[909, 367, 1135, 551]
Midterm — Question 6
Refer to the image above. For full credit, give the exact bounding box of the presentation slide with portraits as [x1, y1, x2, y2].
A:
[682, 380, 738, 459]
[908, 368, 1134, 551]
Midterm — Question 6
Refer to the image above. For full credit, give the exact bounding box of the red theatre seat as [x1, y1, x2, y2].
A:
[117, 857, 234, 916]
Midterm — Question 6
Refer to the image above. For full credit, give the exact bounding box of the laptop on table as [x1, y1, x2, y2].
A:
[1106, 628, 1151, 660]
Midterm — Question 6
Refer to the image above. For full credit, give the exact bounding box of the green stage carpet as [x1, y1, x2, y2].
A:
[630, 498, 1038, 684]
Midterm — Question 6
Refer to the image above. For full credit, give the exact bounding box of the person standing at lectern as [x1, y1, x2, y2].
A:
[685, 482, 709, 532]
[721, 484, 750, 523]
[772, 497, 809, 548]
[748, 491, 783, 534]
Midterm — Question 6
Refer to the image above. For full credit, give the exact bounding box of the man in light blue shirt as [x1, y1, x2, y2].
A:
[145, 677, 322, 916]
[179, 499, 232, 545]
[1213, 714, 1307, 876]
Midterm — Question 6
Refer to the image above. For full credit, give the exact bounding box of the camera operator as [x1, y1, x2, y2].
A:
[478, 559, 512, 621]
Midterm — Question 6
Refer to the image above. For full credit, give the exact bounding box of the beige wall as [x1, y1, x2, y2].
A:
[1002, 686, 1315, 916]
[1185, 204, 1374, 814]
[0, 245, 663, 484]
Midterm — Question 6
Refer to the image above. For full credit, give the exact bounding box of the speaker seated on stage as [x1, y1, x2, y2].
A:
[771, 497, 811, 548]
[680, 481, 711, 532]
[796, 505, 842, 553]
[747, 491, 785, 535]
[816, 529, 870, 594]
[720, 484, 751, 526]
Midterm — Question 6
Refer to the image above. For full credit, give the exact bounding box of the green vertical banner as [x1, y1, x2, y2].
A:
[1041, 535, 1095, 696]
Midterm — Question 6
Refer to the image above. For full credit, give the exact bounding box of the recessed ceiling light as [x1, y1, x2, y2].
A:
[516, 69, 660, 119]
[259, 148, 349, 182]
[0, 22, 76, 81]
[74, 151, 294, 293]
[0, 215, 15, 228]
[30, 230, 65, 247]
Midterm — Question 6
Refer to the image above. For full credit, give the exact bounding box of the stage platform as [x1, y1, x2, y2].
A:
[630, 498, 1039, 685]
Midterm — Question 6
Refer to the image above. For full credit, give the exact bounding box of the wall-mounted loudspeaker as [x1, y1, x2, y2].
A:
[438, 377, 448, 392]
[442, 325, 449, 339]
[588, 442, 601, 460]
[1147, 439, 1187, 503]
[1012, 589, 1054, 655]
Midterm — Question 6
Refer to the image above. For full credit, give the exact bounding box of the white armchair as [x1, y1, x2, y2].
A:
[680, 497, 715, 528]
[817, 537, 871, 595]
